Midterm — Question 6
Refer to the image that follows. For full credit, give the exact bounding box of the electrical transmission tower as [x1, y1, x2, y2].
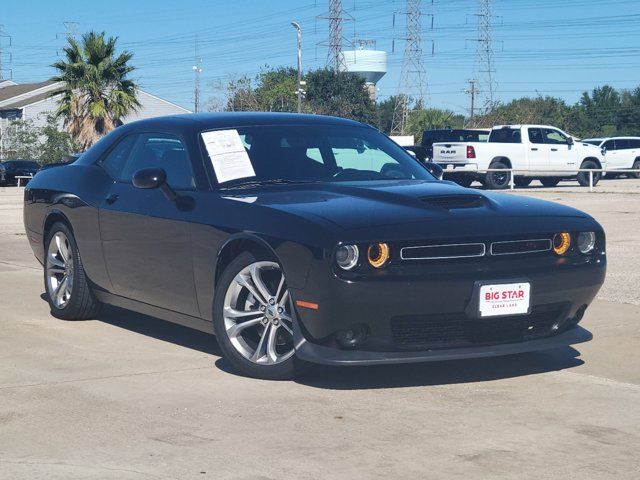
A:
[0, 25, 12, 81]
[476, 0, 496, 112]
[318, 0, 352, 73]
[391, 0, 430, 136]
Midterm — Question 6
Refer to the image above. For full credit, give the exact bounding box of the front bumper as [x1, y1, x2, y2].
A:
[295, 324, 592, 366]
[289, 251, 605, 365]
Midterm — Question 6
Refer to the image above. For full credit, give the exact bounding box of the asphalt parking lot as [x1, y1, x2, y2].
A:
[1, 180, 639, 480]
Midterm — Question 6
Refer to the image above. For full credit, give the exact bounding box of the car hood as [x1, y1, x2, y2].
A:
[222, 180, 593, 235]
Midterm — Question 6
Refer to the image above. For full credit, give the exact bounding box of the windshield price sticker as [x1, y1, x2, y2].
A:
[201, 130, 256, 183]
[479, 282, 531, 317]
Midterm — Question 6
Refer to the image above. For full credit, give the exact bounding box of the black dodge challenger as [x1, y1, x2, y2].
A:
[23, 113, 606, 379]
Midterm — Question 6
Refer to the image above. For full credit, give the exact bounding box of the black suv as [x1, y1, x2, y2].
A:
[0, 160, 40, 186]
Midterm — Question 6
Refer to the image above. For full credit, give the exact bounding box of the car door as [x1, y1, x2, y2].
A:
[527, 128, 549, 173]
[602, 140, 618, 169]
[543, 128, 574, 172]
[97, 132, 200, 317]
[613, 139, 630, 170]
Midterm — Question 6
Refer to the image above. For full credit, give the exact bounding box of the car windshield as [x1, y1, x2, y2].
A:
[203, 124, 433, 187]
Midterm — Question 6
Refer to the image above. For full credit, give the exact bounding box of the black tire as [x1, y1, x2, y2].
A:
[484, 161, 511, 190]
[514, 177, 532, 187]
[44, 222, 102, 320]
[213, 251, 310, 380]
[455, 176, 474, 188]
[631, 160, 640, 179]
[577, 160, 601, 187]
[540, 177, 561, 188]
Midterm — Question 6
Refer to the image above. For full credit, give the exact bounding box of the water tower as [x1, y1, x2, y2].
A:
[341, 43, 387, 101]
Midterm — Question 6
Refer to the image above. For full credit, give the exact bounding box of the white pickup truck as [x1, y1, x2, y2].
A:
[432, 125, 607, 189]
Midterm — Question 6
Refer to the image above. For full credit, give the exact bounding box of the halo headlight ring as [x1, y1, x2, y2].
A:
[367, 242, 390, 268]
[553, 232, 571, 255]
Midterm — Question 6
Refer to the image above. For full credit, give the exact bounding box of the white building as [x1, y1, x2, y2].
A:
[0, 80, 190, 155]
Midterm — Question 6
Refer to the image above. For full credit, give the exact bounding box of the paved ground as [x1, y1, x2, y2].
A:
[1, 180, 639, 480]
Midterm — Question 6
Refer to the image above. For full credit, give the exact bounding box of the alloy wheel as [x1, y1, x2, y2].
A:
[223, 261, 295, 365]
[46, 231, 74, 308]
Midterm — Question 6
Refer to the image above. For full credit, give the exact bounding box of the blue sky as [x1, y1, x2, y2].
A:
[2, 0, 639, 115]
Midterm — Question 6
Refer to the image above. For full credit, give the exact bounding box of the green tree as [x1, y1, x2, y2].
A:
[477, 96, 572, 131]
[40, 114, 76, 165]
[576, 85, 621, 137]
[406, 108, 465, 144]
[51, 31, 140, 150]
[254, 67, 300, 112]
[373, 95, 400, 134]
[3, 119, 41, 159]
[305, 69, 375, 123]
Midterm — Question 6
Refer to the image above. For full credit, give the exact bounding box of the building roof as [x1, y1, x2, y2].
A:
[0, 80, 64, 109]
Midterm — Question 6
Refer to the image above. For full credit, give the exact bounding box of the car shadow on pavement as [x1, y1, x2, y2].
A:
[46, 296, 585, 389]
[96, 304, 223, 357]
[294, 347, 584, 390]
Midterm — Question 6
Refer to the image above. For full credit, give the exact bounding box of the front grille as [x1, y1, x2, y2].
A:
[490, 239, 552, 256]
[390, 303, 566, 349]
[401, 243, 486, 260]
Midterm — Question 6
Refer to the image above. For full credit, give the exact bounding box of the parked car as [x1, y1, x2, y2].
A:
[422, 128, 490, 160]
[0, 159, 40, 186]
[432, 125, 607, 189]
[24, 113, 605, 379]
[582, 137, 640, 179]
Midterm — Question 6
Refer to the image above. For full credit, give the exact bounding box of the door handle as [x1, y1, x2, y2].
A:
[105, 193, 119, 205]
[551, 148, 558, 152]
[531, 148, 538, 151]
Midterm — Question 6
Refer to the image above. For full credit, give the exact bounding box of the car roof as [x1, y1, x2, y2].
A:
[120, 112, 368, 133]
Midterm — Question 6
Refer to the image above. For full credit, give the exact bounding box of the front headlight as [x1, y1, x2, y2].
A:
[577, 232, 596, 254]
[335, 245, 359, 270]
[553, 232, 571, 255]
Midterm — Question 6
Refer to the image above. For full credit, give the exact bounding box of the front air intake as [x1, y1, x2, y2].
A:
[422, 195, 486, 210]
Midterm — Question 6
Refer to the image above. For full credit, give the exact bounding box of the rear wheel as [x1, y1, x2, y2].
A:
[484, 161, 511, 190]
[514, 177, 532, 187]
[213, 251, 308, 380]
[631, 160, 640, 179]
[540, 177, 561, 188]
[577, 160, 601, 187]
[44, 222, 102, 320]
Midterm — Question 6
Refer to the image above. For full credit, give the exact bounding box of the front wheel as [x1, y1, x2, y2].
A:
[630, 160, 640, 179]
[577, 160, 601, 187]
[213, 251, 308, 379]
[44, 222, 102, 320]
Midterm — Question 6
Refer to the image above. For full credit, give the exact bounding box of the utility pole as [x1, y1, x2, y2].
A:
[0, 25, 12, 81]
[291, 22, 303, 113]
[192, 35, 202, 113]
[476, 0, 496, 112]
[391, 0, 431, 136]
[466, 79, 477, 122]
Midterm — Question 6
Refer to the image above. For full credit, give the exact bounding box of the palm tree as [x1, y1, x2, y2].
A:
[52, 31, 140, 150]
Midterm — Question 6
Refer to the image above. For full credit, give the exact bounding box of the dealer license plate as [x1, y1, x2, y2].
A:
[479, 282, 531, 317]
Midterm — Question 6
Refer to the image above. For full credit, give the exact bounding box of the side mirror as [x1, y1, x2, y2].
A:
[567, 137, 574, 145]
[423, 162, 444, 180]
[133, 168, 166, 189]
[132, 168, 177, 201]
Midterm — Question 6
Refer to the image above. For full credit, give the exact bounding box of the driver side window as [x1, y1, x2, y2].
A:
[120, 133, 195, 190]
[543, 129, 568, 145]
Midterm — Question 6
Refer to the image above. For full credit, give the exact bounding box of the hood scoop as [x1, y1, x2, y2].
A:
[421, 194, 486, 210]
